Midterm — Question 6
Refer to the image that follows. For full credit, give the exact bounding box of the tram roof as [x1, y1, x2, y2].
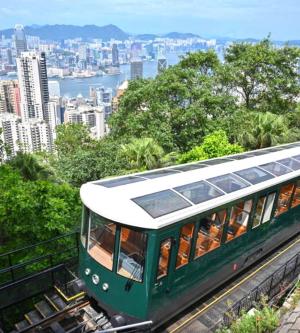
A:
[80, 142, 300, 229]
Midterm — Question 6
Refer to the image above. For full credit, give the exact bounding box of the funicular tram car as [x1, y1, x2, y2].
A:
[79, 142, 300, 328]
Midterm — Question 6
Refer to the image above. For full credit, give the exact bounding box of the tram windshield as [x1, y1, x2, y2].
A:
[81, 207, 147, 280]
[117, 227, 147, 282]
[81, 207, 116, 270]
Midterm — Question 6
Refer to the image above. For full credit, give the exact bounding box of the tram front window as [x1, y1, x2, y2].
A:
[88, 211, 116, 270]
[118, 228, 147, 282]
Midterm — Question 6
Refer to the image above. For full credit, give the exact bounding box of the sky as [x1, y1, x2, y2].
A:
[0, 0, 299, 40]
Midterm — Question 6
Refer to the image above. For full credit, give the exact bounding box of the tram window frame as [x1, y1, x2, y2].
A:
[81, 205, 89, 248]
[176, 222, 195, 269]
[252, 192, 276, 228]
[252, 196, 266, 229]
[291, 180, 300, 208]
[156, 238, 172, 280]
[226, 199, 253, 242]
[275, 183, 295, 217]
[194, 209, 227, 259]
[88, 211, 117, 271]
[117, 227, 148, 283]
[262, 192, 276, 223]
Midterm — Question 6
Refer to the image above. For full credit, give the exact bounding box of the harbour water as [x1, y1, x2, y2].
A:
[0, 52, 183, 98]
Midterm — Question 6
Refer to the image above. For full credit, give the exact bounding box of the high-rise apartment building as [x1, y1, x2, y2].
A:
[0, 80, 21, 116]
[130, 58, 143, 80]
[18, 120, 52, 152]
[14, 51, 55, 154]
[17, 52, 49, 122]
[112, 44, 119, 67]
[14, 24, 27, 56]
[0, 113, 21, 158]
[64, 104, 105, 139]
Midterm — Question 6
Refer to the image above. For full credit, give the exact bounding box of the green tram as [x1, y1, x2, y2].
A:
[79, 142, 300, 328]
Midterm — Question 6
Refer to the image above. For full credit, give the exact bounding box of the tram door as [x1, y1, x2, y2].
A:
[154, 233, 177, 296]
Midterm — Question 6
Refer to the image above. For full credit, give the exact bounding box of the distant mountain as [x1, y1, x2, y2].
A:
[135, 34, 158, 41]
[164, 32, 201, 39]
[0, 24, 129, 41]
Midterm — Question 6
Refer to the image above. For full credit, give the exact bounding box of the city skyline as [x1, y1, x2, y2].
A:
[0, 0, 299, 40]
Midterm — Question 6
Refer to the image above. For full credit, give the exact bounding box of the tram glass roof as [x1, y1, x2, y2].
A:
[277, 158, 300, 171]
[207, 173, 250, 193]
[140, 169, 180, 179]
[259, 162, 291, 177]
[94, 143, 300, 190]
[293, 155, 300, 162]
[174, 180, 224, 204]
[234, 167, 274, 185]
[96, 176, 146, 188]
[198, 158, 233, 166]
[172, 164, 208, 172]
[132, 190, 191, 218]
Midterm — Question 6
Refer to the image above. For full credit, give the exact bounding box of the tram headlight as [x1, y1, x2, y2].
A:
[85, 268, 91, 276]
[102, 283, 109, 291]
[92, 274, 100, 285]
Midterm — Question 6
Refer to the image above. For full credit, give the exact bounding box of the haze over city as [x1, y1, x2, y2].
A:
[0, 0, 299, 40]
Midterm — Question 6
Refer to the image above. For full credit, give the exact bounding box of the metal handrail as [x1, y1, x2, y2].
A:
[222, 251, 300, 327]
[0, 231, 79, 271]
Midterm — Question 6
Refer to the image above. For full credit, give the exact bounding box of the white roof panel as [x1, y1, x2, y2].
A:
[80, 143, 300, 229]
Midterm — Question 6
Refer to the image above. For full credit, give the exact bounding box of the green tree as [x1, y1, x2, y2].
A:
[54, 123, 127, 186]
[238, 112, 291, 149]
[120, 137, 165, 170]
[109, 51, 236, 152]
[224, 38, 300, 113]
[0, 165, 81, 252]
[55, 123, 94, 157]
[179, 130, 244, 163]
[8, 152, 53, 181]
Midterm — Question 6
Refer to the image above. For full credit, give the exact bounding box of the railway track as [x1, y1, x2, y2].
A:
[9, 284, 113, 333]
[158, 235, 300, 333]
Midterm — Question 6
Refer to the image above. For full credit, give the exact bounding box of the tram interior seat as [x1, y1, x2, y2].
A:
[177, 237, 193, 267]
[158, 243, 171, 276]
[121, 229, 142, 254]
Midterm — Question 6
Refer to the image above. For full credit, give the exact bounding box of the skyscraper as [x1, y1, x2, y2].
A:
[16, 51, 55, 153]
[157, 57, 167, 74]
[130, 58, 143, 80]
[0, 80, 21, 115]
[16, 52, 49, 121]
[14, 24, 27, 56]
[157, 47, 167, 74]
[112, 44, 119, 67]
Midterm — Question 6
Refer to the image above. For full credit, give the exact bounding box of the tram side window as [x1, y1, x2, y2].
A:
[118, 228, 147, 282]
[275, 184, 294, 216]
[81, 206, 89, 247]
[227, 200, 252, 242]
[176, 223, 194, 269]
[194, 210, 226, 259]
[262, 193, 276, 223]
[157, 239, 171, 280]
[292, 180, 300, 208]
[252, 196, 266, 228]
[252, 193, 276, 228]
[88, 212, 116, 270]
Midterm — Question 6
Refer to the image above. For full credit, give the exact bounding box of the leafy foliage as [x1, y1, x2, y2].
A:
[120, 137, 165, 171]
[0, 165, 81, 253]
[179, 130, 244, 163]
[224, 38, 300, 114]
[238, 112, 292, 149]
